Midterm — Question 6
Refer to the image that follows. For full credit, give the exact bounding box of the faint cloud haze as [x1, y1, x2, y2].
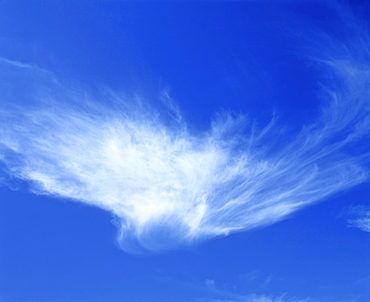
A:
[348, 206, 370, 233]
[201, 278, 310, 302]
[0, 3, 369, 252]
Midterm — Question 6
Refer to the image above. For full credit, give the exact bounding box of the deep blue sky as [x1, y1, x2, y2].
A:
[0, 1, 369, 302]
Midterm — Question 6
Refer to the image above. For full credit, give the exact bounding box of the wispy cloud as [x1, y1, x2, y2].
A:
[208, 295, 310, 302]
[200, 278, 310, 302]
[0, 3, 369, 252]
[199, 294, 310, 302]
[348, 206, 370, 233]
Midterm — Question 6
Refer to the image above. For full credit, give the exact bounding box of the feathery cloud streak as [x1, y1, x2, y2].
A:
[348, 206, 370, 233]
[202, 278, 310, 302]
[201, 294, 310, 302]
[0, 4, 369, 252]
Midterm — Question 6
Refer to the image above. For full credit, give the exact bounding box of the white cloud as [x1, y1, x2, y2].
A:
[242, 294, 310, 302]
[199, 292, 310, 302]
[0, 3, 369, 252]
[200, 276, 311, 302]
[348, 206, 370, 233]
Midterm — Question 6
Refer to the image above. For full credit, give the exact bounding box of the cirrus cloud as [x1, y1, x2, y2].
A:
[0, 3, 369, 253]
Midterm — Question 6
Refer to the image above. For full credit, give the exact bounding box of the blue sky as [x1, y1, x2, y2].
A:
[0, 1, 369, 301]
